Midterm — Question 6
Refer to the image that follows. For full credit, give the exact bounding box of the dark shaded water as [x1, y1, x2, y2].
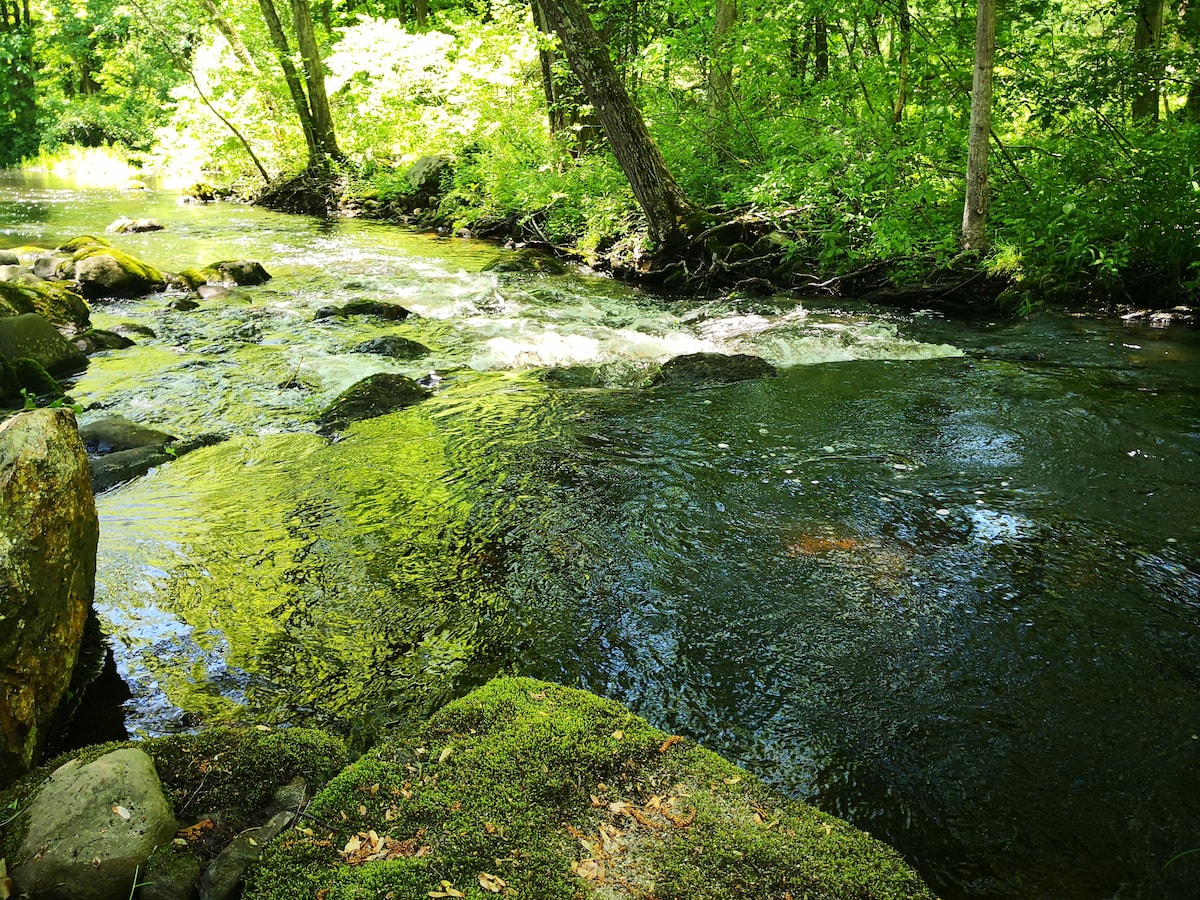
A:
[4, 172, 1198, 898]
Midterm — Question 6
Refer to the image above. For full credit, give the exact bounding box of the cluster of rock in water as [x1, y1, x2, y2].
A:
[0, 225, 939, 900]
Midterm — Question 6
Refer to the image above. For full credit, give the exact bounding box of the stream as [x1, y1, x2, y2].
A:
[3, 171, 1199, 899]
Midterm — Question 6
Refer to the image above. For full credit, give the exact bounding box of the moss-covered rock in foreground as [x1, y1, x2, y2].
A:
[245, 678, 936, 900]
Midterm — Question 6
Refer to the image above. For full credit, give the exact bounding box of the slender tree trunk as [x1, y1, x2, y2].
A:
[962, 0, 995, 253]
[290, 0, 341, 163]
[415, 0, 427, 26]
[1131, 0, 1164, 123]
[892, 0, 911, 124]
[538, 0, 700, 249]
[814, 17, 829, 82]
[531, 0, 598, 150]
[258, 0, 320, 162]
[200, 0, 284, 120]
[709, 0, 737, 114]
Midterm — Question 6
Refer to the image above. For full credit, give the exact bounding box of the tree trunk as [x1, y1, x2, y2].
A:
[961, 0, 995, 253]
[290, 0, 341, 163]
[538, 0, 700, 249]
[709, 0, 737, 114]
[1131, 0, 1164, 123]
[814, 17, 828, 82]
[531, 0, 599, 151]
[257, 0, 320, 162]
[415, 0, 427, 26]
[892, 0, 911, 124]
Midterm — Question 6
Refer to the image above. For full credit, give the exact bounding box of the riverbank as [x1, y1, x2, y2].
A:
[252, 160, 1198, 327]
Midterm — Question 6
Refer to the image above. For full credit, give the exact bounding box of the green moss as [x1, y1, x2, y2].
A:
[57, 235, 112, 253]
[0, 279, 90, 331]
[0, 281, 35, 318]
[245, 678, 935, 900]
[12, 357, 60, 395]
[174, 267, 207, 290]
[145, 727, 351, 821]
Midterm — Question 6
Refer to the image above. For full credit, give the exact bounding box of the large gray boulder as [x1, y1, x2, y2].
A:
[0, 312, 88, 377]
[71, 247, 167, 300]
[11, 748, 177, 900]
[0, 409, 97, 784]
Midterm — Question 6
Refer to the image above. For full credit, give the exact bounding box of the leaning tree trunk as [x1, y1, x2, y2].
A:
[257, 0, 319, 163]
[537, 0, 699, 250]
[961, 0, 994, 253]
[290, 0, 341, 164]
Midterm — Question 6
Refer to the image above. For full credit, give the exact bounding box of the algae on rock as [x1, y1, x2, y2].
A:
[244, 678, 936, 900]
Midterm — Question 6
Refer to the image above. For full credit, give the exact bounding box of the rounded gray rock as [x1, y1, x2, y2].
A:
[12, 748, 178, 900]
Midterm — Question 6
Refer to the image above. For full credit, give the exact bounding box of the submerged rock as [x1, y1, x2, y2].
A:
[650, 351, 776, 386]
[79, 415, 176, 455]
[106, 217, 165, 234]
[242, 678, 936, 900]
[200, 260, 271, 286]
[88, 432, 225, 493]
[482, 247, 569, 275]
[340, 300, 413, 320]
[0, 409, 97, 784]
[73, 328, 135, 354]
[11, 748, 177, 900]
[0, 313, 89, 377]
[350, 335, 431, 359]
[0, 249, 18, 265]
[317, 373, 431, 432]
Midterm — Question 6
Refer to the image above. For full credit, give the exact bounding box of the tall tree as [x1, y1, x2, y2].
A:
[290, 0, 340, 162]
[709, 0, 737, 114]
[0, 0, 37, 164]
[1131, 0, 1165, 122]
[256, 0, 340, 169]
[962, 0, 995, 253]
[537, 0, 700, 249]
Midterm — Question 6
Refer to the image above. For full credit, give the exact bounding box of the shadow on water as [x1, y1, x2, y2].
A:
[5, 176, 1199, 898]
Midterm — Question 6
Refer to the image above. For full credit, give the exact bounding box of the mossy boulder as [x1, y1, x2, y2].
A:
[317, 373, 432, 432]
[244, 678, 935, 900]
[0, 409, 97, 785]
[70, 245, 167, 299]
[0, 278, 91, 333]
[0, 313, 89, 378]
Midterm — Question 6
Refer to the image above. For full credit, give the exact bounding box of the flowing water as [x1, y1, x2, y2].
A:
[3, 172, 1199, 899]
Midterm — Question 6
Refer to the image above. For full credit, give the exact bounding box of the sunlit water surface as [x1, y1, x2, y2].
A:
[4, 172, 1198, 899]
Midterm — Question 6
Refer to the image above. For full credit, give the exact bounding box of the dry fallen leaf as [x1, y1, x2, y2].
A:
[358, 805, 367, 817]
[611, 730, 624, 741]
[478, 872, 506, 893]
[111, 805, 131, 821]
[723, 775, 742, 785]
[439, 746, 454, 764]
[571, 858, 605, 882]
[427, 879, 466, 898]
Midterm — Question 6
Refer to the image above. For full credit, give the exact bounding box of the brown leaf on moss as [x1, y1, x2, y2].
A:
[478, 871, 506, 893]
[571, 858, 605, 882]
[658, 735, 684, 754]
[340, 830, 430, 865]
